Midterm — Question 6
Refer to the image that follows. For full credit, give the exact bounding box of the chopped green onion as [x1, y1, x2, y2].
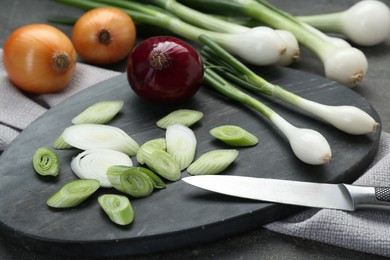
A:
[62, 124, 139, 156]
[47, 179, 100, 208]
[106, 166, 155, 198]
[33, 147, 60, 176]
[166, 124, 197, 170]
[71, 149, 133, 188]
[156, 109, 203, 129]
[187, 149, 239, 175]
[142, 148, 181, 181]
[136, 138, 166, 164]
[71, 100, 124, 125]
[108, 165, 166, 189]
[98, 194, 134, 225]
[210, 125, 258, 146]
[52, 134, 72, 149]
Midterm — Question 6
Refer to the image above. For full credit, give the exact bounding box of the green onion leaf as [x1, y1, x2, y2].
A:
[33, 147, 60, 176]
[136, 138, 166, 164]
[143, 148, 181, 181]
[187, 149, 239, 175]
[98, 194, 134, 225]
[156, 109, 203, 129]
[71, 100, 124, 124]
[47, 179, 100, 208]
[210, 125, 258, 146]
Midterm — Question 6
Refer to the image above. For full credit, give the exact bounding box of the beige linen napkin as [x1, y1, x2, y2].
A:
[1, 49, 389, 257]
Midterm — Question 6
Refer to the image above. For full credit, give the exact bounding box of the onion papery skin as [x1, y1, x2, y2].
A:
[72, 7, 136, 65]
[127, 36, 204, 104]
[3, 24, 77, 94]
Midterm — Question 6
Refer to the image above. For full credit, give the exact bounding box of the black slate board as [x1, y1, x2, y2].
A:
[0, 67, 381, 257]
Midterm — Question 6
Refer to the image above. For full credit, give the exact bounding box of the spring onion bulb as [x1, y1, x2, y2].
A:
[166, 124, 197, 170]
[62, 124, 139, 156]
[200, 34, 379, 135]
[187, 149, 239, 175]
[47, 179, 100, 208]
[106, 166, 154, 198]
[298, 0, 390, 46]
[146, 0, 298, 66]
[156, 109, 203, 129]
[71, 149, 133, 187]
[71, 100, 124, 124]
[142, 148, 181, 181]
[203, 68, 332, 165]
[33, 147, 60, 176]
[210, 125, 258, 147]
[136, 138, 167, 164]
[98, 194, 134, 225]
[55, 0, 286, 66]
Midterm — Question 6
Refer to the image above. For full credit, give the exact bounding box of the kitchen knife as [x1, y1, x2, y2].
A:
[182, 175, 390, 211]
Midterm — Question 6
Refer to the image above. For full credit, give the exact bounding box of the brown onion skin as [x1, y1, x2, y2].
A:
[127, 36, 204, 104]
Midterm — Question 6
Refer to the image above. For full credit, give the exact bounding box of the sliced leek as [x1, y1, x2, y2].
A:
[136, 138, 166, 164]
[71, 100, 124, 124]
[62, 124, 139, 156]
[47, 179, 100, 208]
[33, 147, 60, 176]
[166, 124, 197, 170]
[187, 149, 239, 175]
[156, 109, 203, 129]
[210, 125, 258, 146]
[98, 194, 135, 225]
[71, 149, 133, 188]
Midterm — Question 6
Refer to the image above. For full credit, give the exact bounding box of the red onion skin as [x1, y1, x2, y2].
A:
[127, 36, 204, 103]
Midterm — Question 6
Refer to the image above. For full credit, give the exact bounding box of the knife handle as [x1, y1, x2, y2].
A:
[344, 185, 390, 210]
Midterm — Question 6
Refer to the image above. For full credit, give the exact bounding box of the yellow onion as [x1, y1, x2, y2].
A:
[3, 24, 77, 94]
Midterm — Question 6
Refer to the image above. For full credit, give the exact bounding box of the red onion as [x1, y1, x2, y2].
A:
[127, 36, 204, 103]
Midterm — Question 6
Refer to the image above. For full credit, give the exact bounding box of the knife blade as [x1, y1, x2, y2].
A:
[182, 175, 390, 211]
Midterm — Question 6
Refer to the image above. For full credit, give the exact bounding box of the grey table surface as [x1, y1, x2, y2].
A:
[0, 0, 389, 259]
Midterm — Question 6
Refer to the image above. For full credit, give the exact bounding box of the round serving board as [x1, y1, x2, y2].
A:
[0, 67, 381, 257]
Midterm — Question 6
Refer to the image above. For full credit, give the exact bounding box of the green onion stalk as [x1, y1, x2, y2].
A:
[199, 35, 379, 136]
[179, 0, 368, 87]
[54, 0, 286, 65]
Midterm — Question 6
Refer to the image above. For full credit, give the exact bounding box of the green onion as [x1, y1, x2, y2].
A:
[71, 100, 124, 124]
[33, 147, 60, 176]
[98, 194, 135, 225]
[52, 134, 72, 149]
[136, 138, 166, 165]
[142, 147, 181, 181]
[199, 34, 379, 135]
[166, 124, 197, 170]
[47, 179, 100, 208]
[156, 109, 203, 129]
[187, 149, 239, 175]
[210, 125, 258, 147]
[106, 166, 155, 198]
[62, 124, 139, 156]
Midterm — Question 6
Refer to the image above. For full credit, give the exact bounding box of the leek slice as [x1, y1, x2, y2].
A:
[33, 147, 60, 176]
[52, 134, 72, 149]
[47, 179, 100, 208]
[143, 148, 181, 181]
[187, 149, 239, 175]
[71, 149, 133, 188]
[136, 138, 166, 164]
[107, 165, 166, 190]
[156, 109, 203, 129]
[71, 100, 124, 124]
[62, 124, 139, 156]
[98, 194, 134, 225]
[210, 125, 258, 146]
[106, 166, 154, 198]
[166, 124, 197, 170]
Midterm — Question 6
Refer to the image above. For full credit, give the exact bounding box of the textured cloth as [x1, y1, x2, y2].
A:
[1, 49, 389, 257]
[265, 131, 390, 257]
